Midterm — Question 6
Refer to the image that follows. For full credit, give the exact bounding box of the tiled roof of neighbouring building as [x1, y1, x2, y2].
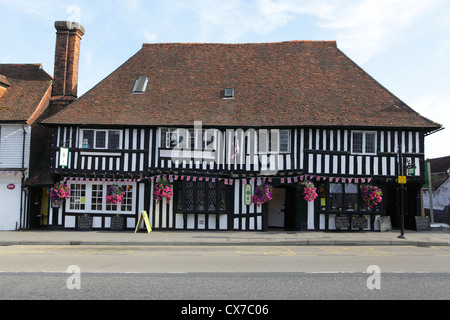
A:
[0, 64, 52, 124]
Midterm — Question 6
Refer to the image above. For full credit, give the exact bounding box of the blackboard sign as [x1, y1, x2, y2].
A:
[352, 216, 368, 229]
[111, 216, 125, 231]
[78, 215, 93, 231]
[415, 216, 431, 231]
[335, 215, 350, 230]
[379, 216, 392, 232]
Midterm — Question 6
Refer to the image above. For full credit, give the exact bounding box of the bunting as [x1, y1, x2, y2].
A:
[60, 174, 377, 186]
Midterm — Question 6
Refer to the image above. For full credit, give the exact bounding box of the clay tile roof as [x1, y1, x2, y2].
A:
[0, 64, 52, 124]
[43, 41, 441, 131]
[428, 155, 450, 173]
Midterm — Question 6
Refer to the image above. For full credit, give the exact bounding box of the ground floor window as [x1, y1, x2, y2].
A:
[175, 180, 230, 214]
[318, 182, 384, 213]
[69, 184, 86, 210]
[67, 182, 135, 214]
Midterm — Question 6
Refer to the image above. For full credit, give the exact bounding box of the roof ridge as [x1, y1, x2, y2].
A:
[141, 40, 337, 47]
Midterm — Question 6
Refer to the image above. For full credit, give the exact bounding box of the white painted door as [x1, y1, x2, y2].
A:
[268, 188, 285, 228]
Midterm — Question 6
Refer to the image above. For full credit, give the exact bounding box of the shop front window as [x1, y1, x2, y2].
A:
[66, 183, 135, 213]
[324, 182, 384, 212]
[344, 184, 358, 211]
[319, 183, 327, 211]
[69, 184, 86, 210]
[106, 184, 133, 212]
[91, 184, 103, 211]
[176, 180, 228, 214]
[329, 183, 343, 211]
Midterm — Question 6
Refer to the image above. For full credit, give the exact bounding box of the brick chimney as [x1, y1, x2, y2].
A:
[50, 21, 85, 112]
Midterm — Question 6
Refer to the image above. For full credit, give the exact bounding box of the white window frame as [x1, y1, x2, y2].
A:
[258, 129, 291, 154]
[79, 129, 123, 150]
[160, 128, 217, 151]
[351, 131, 377, 155]
[279, 130, 291, 153]
[65, 182, 136, 214]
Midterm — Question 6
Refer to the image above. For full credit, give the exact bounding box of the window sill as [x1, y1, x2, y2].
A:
[318, 210, 384, 214]
[350, 153, 377, 156]
[80, 151, 121, 157]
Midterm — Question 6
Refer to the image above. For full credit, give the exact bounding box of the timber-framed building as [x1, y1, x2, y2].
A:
[41, 22, 442, 232]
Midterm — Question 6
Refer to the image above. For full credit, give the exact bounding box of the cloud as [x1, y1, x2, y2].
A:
[252, 0, 444, 64]
[177, 0, 314, 42]
[410, 95, 450, 159]
[318, 0, 443, 63]
[436, 42, 450, 57]
[144, 31, 158, 43]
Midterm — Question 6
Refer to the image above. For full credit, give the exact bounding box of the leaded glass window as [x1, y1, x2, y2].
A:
[177, 180, 229, 213]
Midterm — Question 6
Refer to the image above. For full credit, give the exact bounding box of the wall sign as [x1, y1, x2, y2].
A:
[59, 147, 69, 168]
[7, 184, 15, 190]
[244, 184, 253, 206]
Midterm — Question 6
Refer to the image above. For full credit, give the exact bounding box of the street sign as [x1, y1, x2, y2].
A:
[398, 176, 407, 184]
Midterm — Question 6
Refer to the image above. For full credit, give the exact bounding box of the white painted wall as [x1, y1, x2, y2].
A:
[0, 124, 31, 169]
[423, 178, 450, 210]
[0, 174, 23, 230]
[0, 124, 31, 230]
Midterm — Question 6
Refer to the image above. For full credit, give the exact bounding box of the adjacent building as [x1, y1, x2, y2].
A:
[40, 22, 442, 232]
[0, 64, 52, 230]
[423, 156, 450, 225]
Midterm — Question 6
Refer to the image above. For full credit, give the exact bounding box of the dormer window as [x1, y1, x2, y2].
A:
[132, 76, 148, 94]
[223, 88, 234, 99]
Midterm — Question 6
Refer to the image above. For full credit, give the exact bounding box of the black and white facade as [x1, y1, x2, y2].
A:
[40, 37, 441, 232]
[48, 124, 427, 231]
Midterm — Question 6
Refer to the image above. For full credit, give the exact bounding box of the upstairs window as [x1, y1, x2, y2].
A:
[80, 129, 122, 150]
[351, 131, 376, 155]
[258, 129, 291, 154]
[160, 128, 215, 150]
[279, 130, 290, 153]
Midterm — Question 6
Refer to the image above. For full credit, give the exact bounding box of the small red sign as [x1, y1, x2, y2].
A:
[7, 184, 15, 190]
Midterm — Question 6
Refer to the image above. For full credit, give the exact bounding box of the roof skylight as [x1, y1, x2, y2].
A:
[132, 76, 148, 94]
[223, 88, 234, 99]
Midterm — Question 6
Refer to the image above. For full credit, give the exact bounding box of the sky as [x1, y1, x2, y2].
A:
[1, 0, 449, 160]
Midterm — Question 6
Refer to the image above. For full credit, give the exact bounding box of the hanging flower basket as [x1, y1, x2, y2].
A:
[303, 180, 318, 202]
[106, 185, 125, 205]
[361, 185, 383, 209]
[48, 183, 70, 207]
[251, 183, 273, 207]
[154, 179, 173, 204]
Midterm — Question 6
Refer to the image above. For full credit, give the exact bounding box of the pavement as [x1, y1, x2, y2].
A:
[0, 229, 449, 247]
